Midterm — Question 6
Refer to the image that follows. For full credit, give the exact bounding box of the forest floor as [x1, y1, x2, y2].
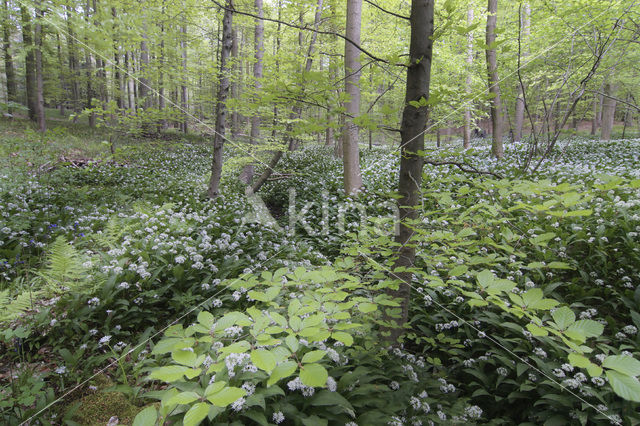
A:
[1, 116, 640, 424]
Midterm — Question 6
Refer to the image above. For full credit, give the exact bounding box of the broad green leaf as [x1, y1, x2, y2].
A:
[551, 306, 575, 330]
[149, 366, 189, 382]
[172, 348, 197, 367]
[251, 349, 276, 372]
[300, 363, 328, 388]
[205, 381, 226, 396]
[132, 406, 157, 426]
[207, 387, 246, 407]
[564, 320, 604, 343]
[183, 402, 210, 426]
[302, 350, 326, 364]
[267, 361, 298, 386]
[526, 323, 548, 337]
[357, 302, 377, 313]
[603, 355, 640, 377]
[476, 270, 494, 288]
[332, 331, 354, 346]
[197, 311, 214, 328]
[606, 370, 640, 402]
[286, 335, 299, 352]
[522, 288, 543, 308]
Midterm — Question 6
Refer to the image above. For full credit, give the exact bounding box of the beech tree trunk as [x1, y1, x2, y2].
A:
[486, 0, 503, 158]
[139, 30, 151, 111]
[463, 5, 473, 148]
[240, 0, 264, 184]
[230, 27, 240, 138]
[387, 0, 434, 343]
[2, 0, 17, 115]
[343, 0, 364, 194]
[34, 2, 45, 131]
[66, 6, 80, 113]
[180, 25, 188, 133]
[84, 0, 95, 127]
[514, 1, 529, 142]
[601, 82, 617, 141]
[208, 0, 234, 199]
[20, 6, 36, 121]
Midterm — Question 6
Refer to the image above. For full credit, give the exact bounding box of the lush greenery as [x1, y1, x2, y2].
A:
[1, 114, 640, 424]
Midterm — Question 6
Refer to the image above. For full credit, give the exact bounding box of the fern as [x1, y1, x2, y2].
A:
[37, 236, 88, 294]
[0, 290, 41, 323]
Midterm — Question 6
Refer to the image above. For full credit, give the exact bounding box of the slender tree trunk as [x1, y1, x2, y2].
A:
[2, 0, 17, 115]
[56, 34, 66, 116]
[84, 0, 95, 127]
[34, 2, 45, 131]
[65, 6, 80, 113]
[112, 7, 124, 110]
[251, 0, 323, 193]
[591, 93, 598, 135]
[20, 5, 36, 121]
[139, 31, 151, 111]
[180, 24, 188, 133]
[208, 0, 234, 199]
[230, 27, 240, 138]
[486, 0, 503, 158]
[622, 94, 632, 139]
[601, 82, 617, 141]
[387, 0, 434, 343]
[514, 1, 529, 142]
[343, 0, 364, 194]
[240, 0, 264, 184]
[125, 51, 136, 113]
[463, 6, 473, 148]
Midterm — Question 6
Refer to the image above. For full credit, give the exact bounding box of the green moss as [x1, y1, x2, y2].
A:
[69, 386, 142, 426]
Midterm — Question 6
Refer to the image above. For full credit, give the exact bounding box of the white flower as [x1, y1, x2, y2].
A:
[327, 376, 337, 392]
[99, 335, 112, 346]
[272, 412, 285, 424]
[55, 366, 67, 374]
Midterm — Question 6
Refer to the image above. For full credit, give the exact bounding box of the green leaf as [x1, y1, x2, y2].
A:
[251, 349, 276, 372]
[172, 348, 197, 367]
[526, 323, 548, 337]
[149, 366, 190, 382]
[183, 402, 210, 426]
[167, 391, 200, 406]
[267, 361, 298, 387]
[310, 390, 355, 416]
[332, 331, 354, 346]
[564, 320, 604, 343]
[606, 370, 640, 402]
[197, 311, 214, 328]
[551, 306, 575, 330]
[568, 353, 590, 368]
[205, 382, 226, 396]
[300, 363, 329, 388]
[357, 302, 377, 313]
[132, 406, 157, 426]
[286, 335, 299, 352]
[207, 387, 246, 407]
[476, 269, 494, 288]
[302, 350, 326, 364]
[603, 355, 640, 377]
[521, 288, 543, 308]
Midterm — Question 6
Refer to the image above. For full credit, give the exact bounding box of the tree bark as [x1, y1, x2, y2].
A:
[139, 30, 151, 111]
[387, 0, 434, 343]
[20, 5, 36, 121]
[181, 24, 188, 133]
[65, 6, 80, 113]
[486, 0, 503, 158]
[208, 0, 234, 199]
[34, 2, 45, 131]
[600, 82, 617, 141]
[84, 0, 95, 127]
[463, 5, 473, 148]
[2, 0, 17, 115]
[230, 27, 240, 138]
[514, 1, 529, 142]
[343, 0, 364, 194]
[240, 0, 264, 184]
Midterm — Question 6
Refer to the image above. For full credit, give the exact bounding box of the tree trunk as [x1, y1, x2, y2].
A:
[463, 5, 473, 148]
[125, 52, 136, 113]
[34, 2, 45, 131]
[240, 0, 264, 184]
[600, 82, 617, 141]
[486, 0, 503, 158]
[514, 1, 529, 142]
[65, 6, 80, 113]
[230, 27, 240, 138]
[591, 93, 598, 135]
[622, 94, 632, 139]
[387, 0, 434, 343]
[2, 0, 17, 115]
[180, 25, 188, 133]
[208, 0, 234, 199]
[20, 5, 36, 121]
[343, 0, 364, 194]
[84, 0, 95, 127]
[56, 34, 66, 116]
[139, 31, 151, 111]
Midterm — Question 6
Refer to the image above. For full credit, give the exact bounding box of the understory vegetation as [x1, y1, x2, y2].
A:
[1, 117, 640, 425]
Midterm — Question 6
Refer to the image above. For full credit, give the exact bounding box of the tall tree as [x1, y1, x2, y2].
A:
[240, 0, 264, 184]
[84, 0, 95, 127]
[601, 81, 617, 141]
[34, 1, 45, 131]
[343, 0, 364, 194]
[180, 24, 188, 133]
[387, 0, 434, 343]
[20, 5, 36, 121]
[486, 0, 503, 158]
[208, 0, 234, 199]
[463, 5, 474, 149]
[514, 1, 529, 142]
[2, 0, 17, 115]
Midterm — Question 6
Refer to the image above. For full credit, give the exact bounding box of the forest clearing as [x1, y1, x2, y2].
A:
[2, 0, 640, 425]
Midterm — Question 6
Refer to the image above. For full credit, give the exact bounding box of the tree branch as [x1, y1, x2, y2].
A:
[211, 0, 398, 65]
[363, 0, 409, 20]
[423, 159, 503, 179]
